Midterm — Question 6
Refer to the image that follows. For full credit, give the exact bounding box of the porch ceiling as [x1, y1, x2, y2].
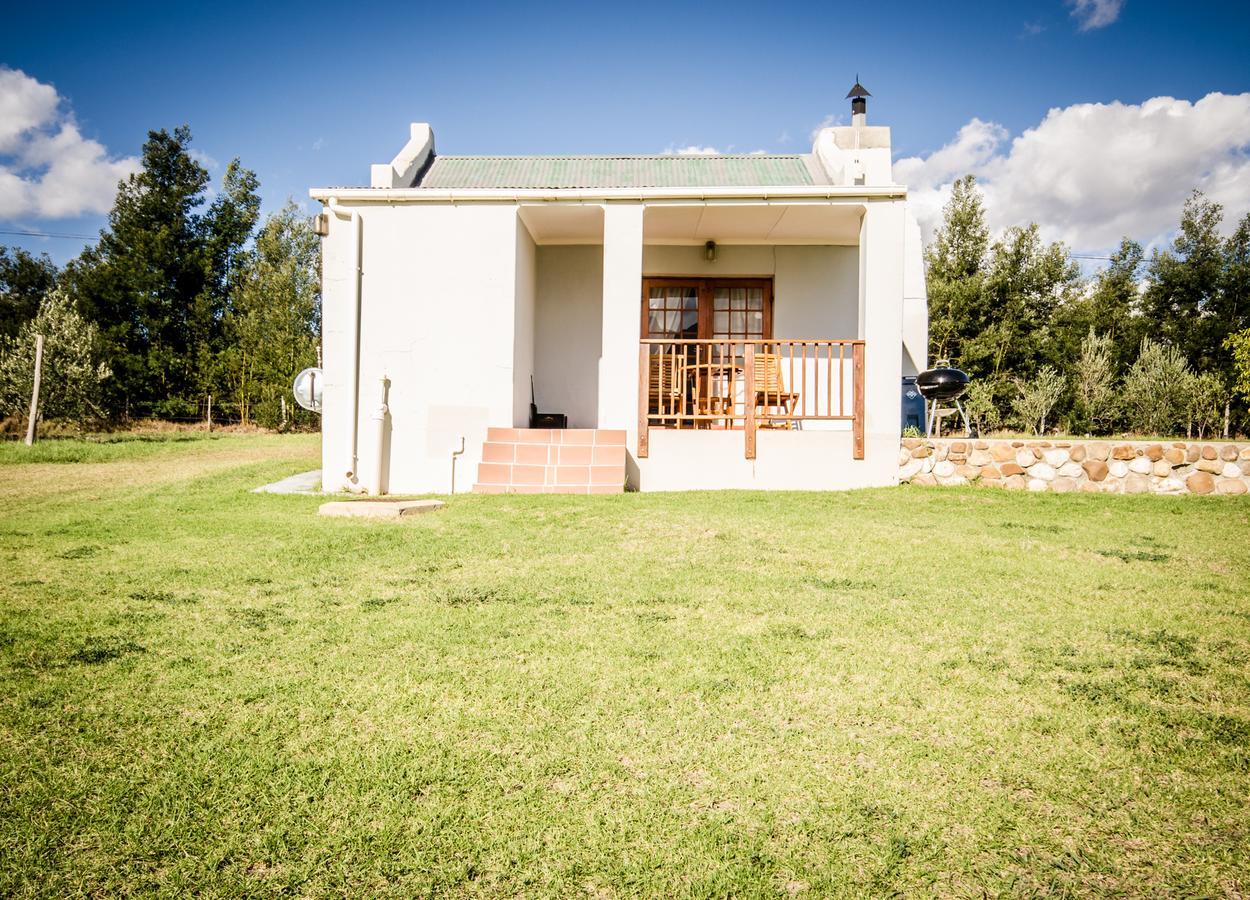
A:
[644, 204, 863, 245]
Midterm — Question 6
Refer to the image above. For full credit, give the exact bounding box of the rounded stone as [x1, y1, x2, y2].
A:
[899, 448, 913, 466]
[1057, 461, 1084, 479]
[912, 446, 932, 458]
[1163, 448, 1185, 466]
[1241, 447, 1250, 460]
[899, 459, 923, 481]
[936, 474, 968, 487]
[1197, 458, 1224, 475]
[1152, 460, 1172, 477]
[1158, 476, 1186, 494]
[1124, 474, 1151, 494]
[933, 460, 956, 478]
[1003, 474, 1028, 490]
[1112, 445, 1135, 460]
[1027, 478, 1049, 492]
[949, 441, 968, 455]
[1069, 444, 1087, 462]
[1082, 459, 1109, 482]
[956, 464, 981, 480]
[902, 438, 923, 450]
[912, 473, 937, 486]
[999, 462, 1026, 476]
[1145, 444, 1164, 461]
[1201, 445, 1218, 460]
[1222, 462, 1242, 479]
[1241, 460, 1250, 476]
[1089, 443, 1111, 461]
[1051, 477, 1078, 493]
[990, 444, 1015, 462]
[1186, 471, 1215, 494]
[1220, 444, 1239, 461]
[968, 449, 994, 467]
[1216, 478, 1248, 495]
[1186, 446, 1200, 463]
[1108, 460, 1129, 479]
[1128, 457, 1153, 475]
[1015, 449, 1037, 468]
[921, 456, 935, 474]
[973, 440, 989, 450]
[1042, 448, 1070, 467]
[1080, 482, 1102, 493]
[1030, 462, 1057, 481]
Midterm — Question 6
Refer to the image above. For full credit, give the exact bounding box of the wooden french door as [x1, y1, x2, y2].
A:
[641, 278, 773, 341]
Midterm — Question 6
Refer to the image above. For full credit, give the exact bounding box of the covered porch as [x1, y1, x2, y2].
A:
[517, 197, 903, 489]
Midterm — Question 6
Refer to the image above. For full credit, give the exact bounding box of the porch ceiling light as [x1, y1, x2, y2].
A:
[704, 240, 717, 262]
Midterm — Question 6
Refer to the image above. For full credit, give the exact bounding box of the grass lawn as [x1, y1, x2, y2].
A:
[1, 435, 1248, 897]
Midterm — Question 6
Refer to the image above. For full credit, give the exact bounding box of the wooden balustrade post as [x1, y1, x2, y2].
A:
[744, 342, 756, 459]
[637, 344, 649, 458]
[852, 342, 865, 460]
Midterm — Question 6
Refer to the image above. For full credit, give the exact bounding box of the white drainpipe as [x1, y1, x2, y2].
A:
[326, 197, 365, 493]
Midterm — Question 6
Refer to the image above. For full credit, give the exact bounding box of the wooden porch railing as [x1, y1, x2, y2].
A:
[637, 338, 864, 460]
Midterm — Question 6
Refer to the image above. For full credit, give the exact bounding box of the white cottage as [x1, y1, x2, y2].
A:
[310, 84, 928, 494]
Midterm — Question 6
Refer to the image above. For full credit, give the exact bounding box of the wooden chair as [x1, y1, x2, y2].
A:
[649, 352, 686, 426]
[753, 352, 800, 429]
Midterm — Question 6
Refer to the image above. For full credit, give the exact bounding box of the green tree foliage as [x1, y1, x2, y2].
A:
[0, 289, 110, 425]
[1186, 371, 1224, 439]
[1011, 365, 1066, 435]
[1121, 338, 1192, 436]
[62, 127, 259, 419]
[0, 247, 58, 339]
[1052, 239, 1145, 373]
[1228, 328, 1250, 402]
[218, 202, 320, 428]
[926, 176, 988, 364]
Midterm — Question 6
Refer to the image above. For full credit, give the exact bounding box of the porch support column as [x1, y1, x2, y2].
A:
[599, 204, 644, 451]
[858, 200, 905, 463]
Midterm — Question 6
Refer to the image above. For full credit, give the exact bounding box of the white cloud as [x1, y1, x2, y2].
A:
[663, 145, 720, 156]
[1067, 0, 1124, 30]
[0, 67, 138, 221]
[188, 148, 218, 171]
[809, 114, 842, 142]
[895, 93, 1250, 254]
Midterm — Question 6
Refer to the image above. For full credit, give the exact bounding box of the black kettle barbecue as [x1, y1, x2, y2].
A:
[916, 361, 973, 437]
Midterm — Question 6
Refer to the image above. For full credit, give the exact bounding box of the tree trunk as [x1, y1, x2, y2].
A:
[1223, 397, 1231, 439]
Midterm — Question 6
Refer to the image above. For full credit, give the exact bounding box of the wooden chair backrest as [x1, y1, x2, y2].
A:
[754, 353, 788, 395]
[649, 352, 683, 399]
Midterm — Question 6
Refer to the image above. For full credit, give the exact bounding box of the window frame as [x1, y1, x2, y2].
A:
[640, 277, 774, 341]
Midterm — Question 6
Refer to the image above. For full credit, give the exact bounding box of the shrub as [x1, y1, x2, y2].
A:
[1011, 366, 1065, 435]
[1121, 338, 1192, 436]
[1073, 328, 1117, 433]
[1185, 372, 1224, 439]
[963, 378, 1003, 434]
[0, 289, 110, 426]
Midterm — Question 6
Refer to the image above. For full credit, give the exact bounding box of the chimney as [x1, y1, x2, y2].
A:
[846, 77, 870, 127]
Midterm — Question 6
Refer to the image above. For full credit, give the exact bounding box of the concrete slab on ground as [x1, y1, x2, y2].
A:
[318, 499, 445, 519]
[253, 469, 322, 495]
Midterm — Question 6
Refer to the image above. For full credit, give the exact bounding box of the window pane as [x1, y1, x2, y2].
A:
[714, 288, 729, 310]
[732, 311, 746, 333]
[714, 311, 729, 334]
[681, 311, 698, 335]
[748, 289, 763, 310]
[683, 290, 698, 310]
[732, 288, 745, 306]
[665, 311, 680, 334]
[649, 289, 665, 309]
[748, 311, 763, 334]
[648, 312, 665, 334]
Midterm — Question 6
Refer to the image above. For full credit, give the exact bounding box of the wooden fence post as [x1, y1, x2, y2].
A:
[744, 342, 756, 460]
[852, 343, 865, 460]
[637, 344, 649, 458]
[24, 333, 44, 446]
[206, 394, 213, 432]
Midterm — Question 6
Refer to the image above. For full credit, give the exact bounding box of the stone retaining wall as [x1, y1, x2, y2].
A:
[899, 438, 1250, 495]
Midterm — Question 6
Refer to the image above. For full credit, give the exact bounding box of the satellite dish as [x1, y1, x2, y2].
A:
[293, 367, 323, 413]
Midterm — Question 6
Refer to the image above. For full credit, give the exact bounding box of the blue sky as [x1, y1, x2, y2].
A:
[2, 0, 1249, 263]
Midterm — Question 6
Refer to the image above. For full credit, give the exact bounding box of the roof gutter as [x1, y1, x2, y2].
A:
[308, 184, 907, 204]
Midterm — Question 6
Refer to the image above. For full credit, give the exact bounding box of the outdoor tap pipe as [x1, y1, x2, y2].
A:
[367, 376, 389, 496]
[326, 197, 364, 492]
[450, 436, 466, 495]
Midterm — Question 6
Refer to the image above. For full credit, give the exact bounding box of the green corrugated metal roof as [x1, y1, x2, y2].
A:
[416, 155, 819, 189]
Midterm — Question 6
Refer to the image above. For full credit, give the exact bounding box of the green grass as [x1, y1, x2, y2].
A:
[0, 431, 248, 465]
[1, 435, 1248, 897]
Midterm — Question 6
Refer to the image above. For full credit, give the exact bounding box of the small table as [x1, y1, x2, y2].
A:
[685, 360, 742, 428]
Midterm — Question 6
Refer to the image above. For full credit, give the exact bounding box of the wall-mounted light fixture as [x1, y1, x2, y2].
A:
[704, 240, 717, 262]
[313, 213, 330, 237]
